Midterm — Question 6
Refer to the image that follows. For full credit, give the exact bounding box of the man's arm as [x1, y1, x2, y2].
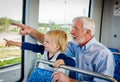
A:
[30, 28, 44, 44]
[12, 23, 45, 44]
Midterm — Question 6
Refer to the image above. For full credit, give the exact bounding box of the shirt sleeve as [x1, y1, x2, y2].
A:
[56, 53, 76, 67]
[93, 50, 115, 82]
[95, 51, 114, 76]
[21, 42, 44, 54]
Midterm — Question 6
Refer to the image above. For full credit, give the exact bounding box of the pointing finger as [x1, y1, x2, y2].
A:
[4, 38, 8, 41]
[12, 23, 25, 29]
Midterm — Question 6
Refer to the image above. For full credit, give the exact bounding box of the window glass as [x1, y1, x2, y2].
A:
[38, 0, 89, 39]
[0, 0, 22, 81]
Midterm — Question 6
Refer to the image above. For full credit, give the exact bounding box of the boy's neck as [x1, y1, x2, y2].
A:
[48, 50, 59, 58]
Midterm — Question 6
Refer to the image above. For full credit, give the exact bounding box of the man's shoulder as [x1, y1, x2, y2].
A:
[89, 40, 113, 56]
[67, 41, 78, 47]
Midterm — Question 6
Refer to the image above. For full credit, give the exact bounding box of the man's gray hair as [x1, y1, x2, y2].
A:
[72, 16, 95, 36]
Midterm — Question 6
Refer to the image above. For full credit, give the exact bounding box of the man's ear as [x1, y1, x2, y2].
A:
[86, 29, 91, 35]
[56, 44, 60, 50]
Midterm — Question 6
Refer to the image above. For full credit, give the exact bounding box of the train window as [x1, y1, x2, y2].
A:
[38, 0, 90, 40]
[0, 0, 22, 82]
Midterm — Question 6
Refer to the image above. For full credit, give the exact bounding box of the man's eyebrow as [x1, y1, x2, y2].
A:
[72, 26, 79, 30]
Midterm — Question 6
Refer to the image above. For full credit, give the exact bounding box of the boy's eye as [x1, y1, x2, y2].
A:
[46, 41, 49, 43]
[45, 40, 49, 43]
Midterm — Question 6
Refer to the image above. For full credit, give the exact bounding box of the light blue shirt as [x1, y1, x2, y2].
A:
[65, 37, 115, 82]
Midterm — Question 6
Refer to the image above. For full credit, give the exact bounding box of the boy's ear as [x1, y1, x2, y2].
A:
[56, 44, 60, 50]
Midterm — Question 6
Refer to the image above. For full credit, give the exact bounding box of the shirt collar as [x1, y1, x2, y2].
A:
[81, 37, 96, 50]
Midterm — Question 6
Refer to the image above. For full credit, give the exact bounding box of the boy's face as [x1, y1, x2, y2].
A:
[43, 37, 59, 53]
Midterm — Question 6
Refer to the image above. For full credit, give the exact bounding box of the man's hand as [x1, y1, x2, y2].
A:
[52, 72, 70, 82]
[12, 23, 33, 36]
[12, 22, 45, 44]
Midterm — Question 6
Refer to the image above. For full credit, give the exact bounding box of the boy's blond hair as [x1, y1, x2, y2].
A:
[45, 30, 67, 52]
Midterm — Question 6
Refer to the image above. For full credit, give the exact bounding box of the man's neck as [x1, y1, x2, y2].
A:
[79, 36, 93, 47]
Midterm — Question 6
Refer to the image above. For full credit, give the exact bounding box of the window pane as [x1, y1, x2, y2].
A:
[38, 0, 89, 39]
[0, 0, 22, 81]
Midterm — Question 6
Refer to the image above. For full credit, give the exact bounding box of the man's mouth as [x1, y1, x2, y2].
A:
[71, 35, 76, 40]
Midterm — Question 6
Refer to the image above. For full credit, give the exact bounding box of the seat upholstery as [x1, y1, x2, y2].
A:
[28, 68, 53, 82]
[109, 48, 120, 82]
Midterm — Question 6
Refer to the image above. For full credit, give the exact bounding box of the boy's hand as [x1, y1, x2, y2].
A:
[53, 59, 65, 68]
[4, 38, 13, 46]
[4, 38, 21, 47]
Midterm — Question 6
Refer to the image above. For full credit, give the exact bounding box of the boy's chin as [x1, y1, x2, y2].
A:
[44, 49, 48, 52]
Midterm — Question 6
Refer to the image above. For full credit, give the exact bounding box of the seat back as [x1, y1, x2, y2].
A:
[28, 60, 53, 82]
[28, 68, 53, 82]
[109, 48, 120, 82]
[28, 60, 70, 82]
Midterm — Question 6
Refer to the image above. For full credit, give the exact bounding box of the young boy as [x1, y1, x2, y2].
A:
[4, 30, 75, 76]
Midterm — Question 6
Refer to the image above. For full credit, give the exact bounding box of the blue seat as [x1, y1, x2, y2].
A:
[109, 48, 120, 82]
[28, 68, 53, 82]
[108, 48, 119, 52]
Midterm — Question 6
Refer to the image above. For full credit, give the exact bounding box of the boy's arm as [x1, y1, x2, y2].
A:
[21, 42, 44, 54]
[54, 53, 75, 68]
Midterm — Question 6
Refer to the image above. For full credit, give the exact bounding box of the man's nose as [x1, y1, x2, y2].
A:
[70, 29, 75, 35]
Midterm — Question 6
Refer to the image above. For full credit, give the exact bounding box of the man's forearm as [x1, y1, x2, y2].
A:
[30, 29, 45, 44]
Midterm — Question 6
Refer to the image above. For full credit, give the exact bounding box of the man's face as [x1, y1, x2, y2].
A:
[70, 19, 86, 45]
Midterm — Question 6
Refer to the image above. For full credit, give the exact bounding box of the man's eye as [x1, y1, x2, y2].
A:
[75, 27, 79, 30]
[71, 26, 79, 31]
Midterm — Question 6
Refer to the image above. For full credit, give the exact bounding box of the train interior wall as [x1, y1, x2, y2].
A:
[101, 0, 120, 51]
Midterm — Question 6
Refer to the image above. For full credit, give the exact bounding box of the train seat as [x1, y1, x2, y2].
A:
[28, 67, 53, 82]
[28, 60, 70, 82]
[108, 48, 120, 82]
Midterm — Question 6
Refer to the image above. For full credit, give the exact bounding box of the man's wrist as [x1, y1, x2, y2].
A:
[28, 28, 34, 35]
